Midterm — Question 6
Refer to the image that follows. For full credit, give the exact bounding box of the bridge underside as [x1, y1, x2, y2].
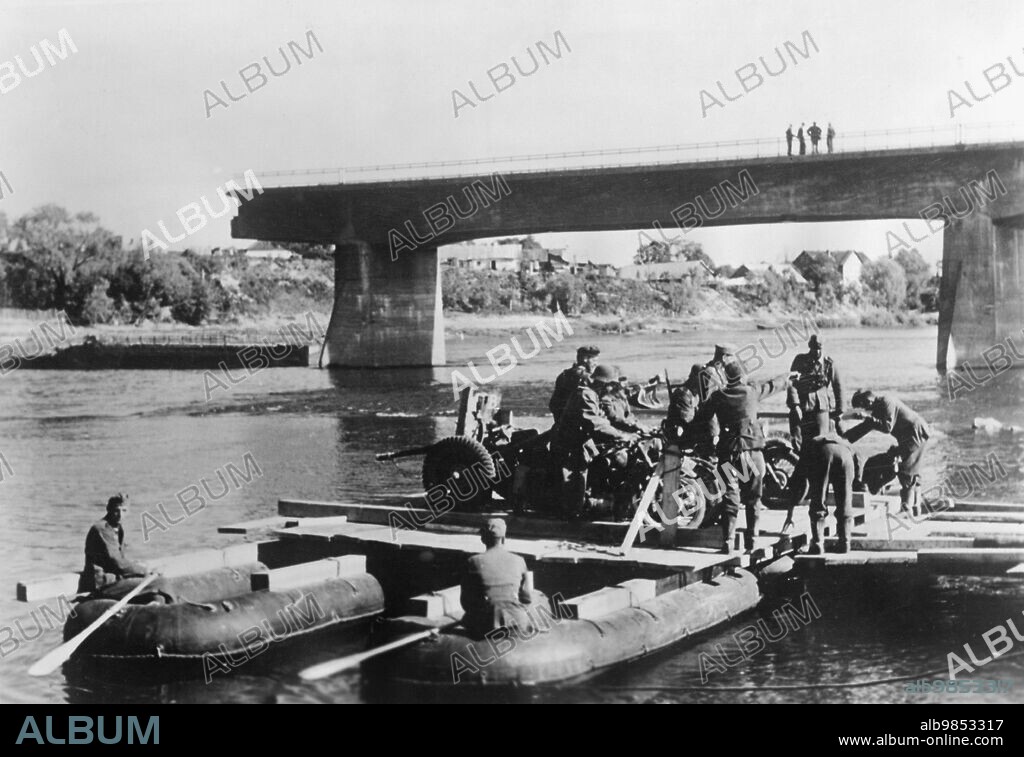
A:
[233, 143, 1024, 369]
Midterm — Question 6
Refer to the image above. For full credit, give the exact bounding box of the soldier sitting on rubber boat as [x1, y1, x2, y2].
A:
[460, 518, 535, 639]
[80, 493, 154, 597]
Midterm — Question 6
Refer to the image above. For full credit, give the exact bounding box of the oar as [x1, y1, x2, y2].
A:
[299, 627, 443, 681]
[28, 574, 158, 677]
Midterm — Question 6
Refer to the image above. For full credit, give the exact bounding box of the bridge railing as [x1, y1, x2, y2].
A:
[248, 121, 1023, 187]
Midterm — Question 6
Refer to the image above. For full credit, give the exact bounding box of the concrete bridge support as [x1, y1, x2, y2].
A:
[939, 214, 1024, 370]
[324, 241, 445, 367]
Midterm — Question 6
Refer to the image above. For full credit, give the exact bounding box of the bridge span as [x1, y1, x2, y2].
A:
[232, 137, 1024, 370]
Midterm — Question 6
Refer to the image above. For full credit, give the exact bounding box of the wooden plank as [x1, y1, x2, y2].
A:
[564, 586, 633, 620]
[850, 537, 976, 551]
[218, 516, 298, 534]
[795, 551, 918, 568]
[917, 548, 1024, 569]
[406, 585, 462, 618]
[617, 578, 658, 605]
[928, 512, 1024, 523]
[16, 573, 81, 602]
[1007, 563, 1024, 575]
[251, 555, 367, 591]
[951, 500, 1024, 513]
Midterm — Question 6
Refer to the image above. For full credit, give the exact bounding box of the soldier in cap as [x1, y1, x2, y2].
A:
[787, 334, 843, 452]
[549, 345, 600, 422]
[698, 343, 736, 403]
[694, 362, 790, 554]
[460, 518, 534, 639]
[847, 389, 931, 515]
[81, 493, 150, 594]
[552, 364, 637, 520]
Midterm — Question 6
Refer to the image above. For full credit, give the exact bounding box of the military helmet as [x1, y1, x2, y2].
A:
[724, 361, 744, 386]
[590, 364, 619, 384]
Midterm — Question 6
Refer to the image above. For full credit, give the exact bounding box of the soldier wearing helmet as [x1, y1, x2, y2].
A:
[552, 364, 637, 520]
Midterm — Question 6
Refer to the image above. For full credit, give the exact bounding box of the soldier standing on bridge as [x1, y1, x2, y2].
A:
[809, 122, 822, 154]
[827, 123, 836, 153]
[797, 123, 806, 155]
[786, 124, 794, 157]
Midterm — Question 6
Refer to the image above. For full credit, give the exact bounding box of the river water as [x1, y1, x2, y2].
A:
[1, 324, 1022, 704]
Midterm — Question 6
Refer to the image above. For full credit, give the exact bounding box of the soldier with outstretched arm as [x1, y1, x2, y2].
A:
[693, 363, 792, 554]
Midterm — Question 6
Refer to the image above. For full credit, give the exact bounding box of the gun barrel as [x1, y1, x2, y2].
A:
[374, 444, 437, 462]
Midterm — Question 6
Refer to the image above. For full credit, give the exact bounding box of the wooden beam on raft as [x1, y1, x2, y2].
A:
[926, 512, 1024, 524]
[917, 548, 1024, 575]
[218, 516, 299, 534]
[16, 573, 81, 602]
[250, 555, 367, 591]
[949, 500, 1024, 513]
[1007, 563, 1024, 575]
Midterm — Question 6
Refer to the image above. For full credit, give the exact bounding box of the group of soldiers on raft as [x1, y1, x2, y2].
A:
[79, 338, 932, 643]
[547, 338, 931, 556]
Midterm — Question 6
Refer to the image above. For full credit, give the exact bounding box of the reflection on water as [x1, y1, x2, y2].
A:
[0, 326, 1022, 703]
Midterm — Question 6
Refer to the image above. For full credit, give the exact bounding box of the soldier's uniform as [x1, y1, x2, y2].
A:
[848, 392, 930, 510]
[790, 433, 859, 553]
[549, 364, 591, 421]
[666, 364, 720, 454]
[460, 520, 533, 639]
[787, 344, 842, 451]
[601, 387, 643, 433]
[695, 366, 788, 552]
[553, 375, 633, 519]
[81, 517, 147, 593]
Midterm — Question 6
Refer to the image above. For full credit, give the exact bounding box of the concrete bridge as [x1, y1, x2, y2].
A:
[232, 139, 1024, 370]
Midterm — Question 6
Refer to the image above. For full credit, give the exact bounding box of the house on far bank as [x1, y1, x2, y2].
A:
[617, 260, 712, 281]
[792, 249, 870, 285]
[245, 247, 295, 262]
[722, 262, 808, 287]
[440, 241, 607, 275]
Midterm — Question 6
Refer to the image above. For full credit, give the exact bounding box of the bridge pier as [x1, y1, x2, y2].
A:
[939, 214, 1024, 370]
[324, 241, 445, 367]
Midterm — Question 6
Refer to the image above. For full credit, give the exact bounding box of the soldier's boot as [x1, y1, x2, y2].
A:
[743, 502, 760, 553]
[807, 518, 823, 555]
[836, 515, 853, 554]
[719, 515, 737, 555]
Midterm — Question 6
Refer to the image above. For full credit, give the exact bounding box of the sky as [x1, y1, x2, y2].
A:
[1, 0, 1022, 271]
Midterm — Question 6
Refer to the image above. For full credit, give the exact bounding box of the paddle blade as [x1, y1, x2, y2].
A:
[298, 628, 437, 682]
[28, 573, 157, 677]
